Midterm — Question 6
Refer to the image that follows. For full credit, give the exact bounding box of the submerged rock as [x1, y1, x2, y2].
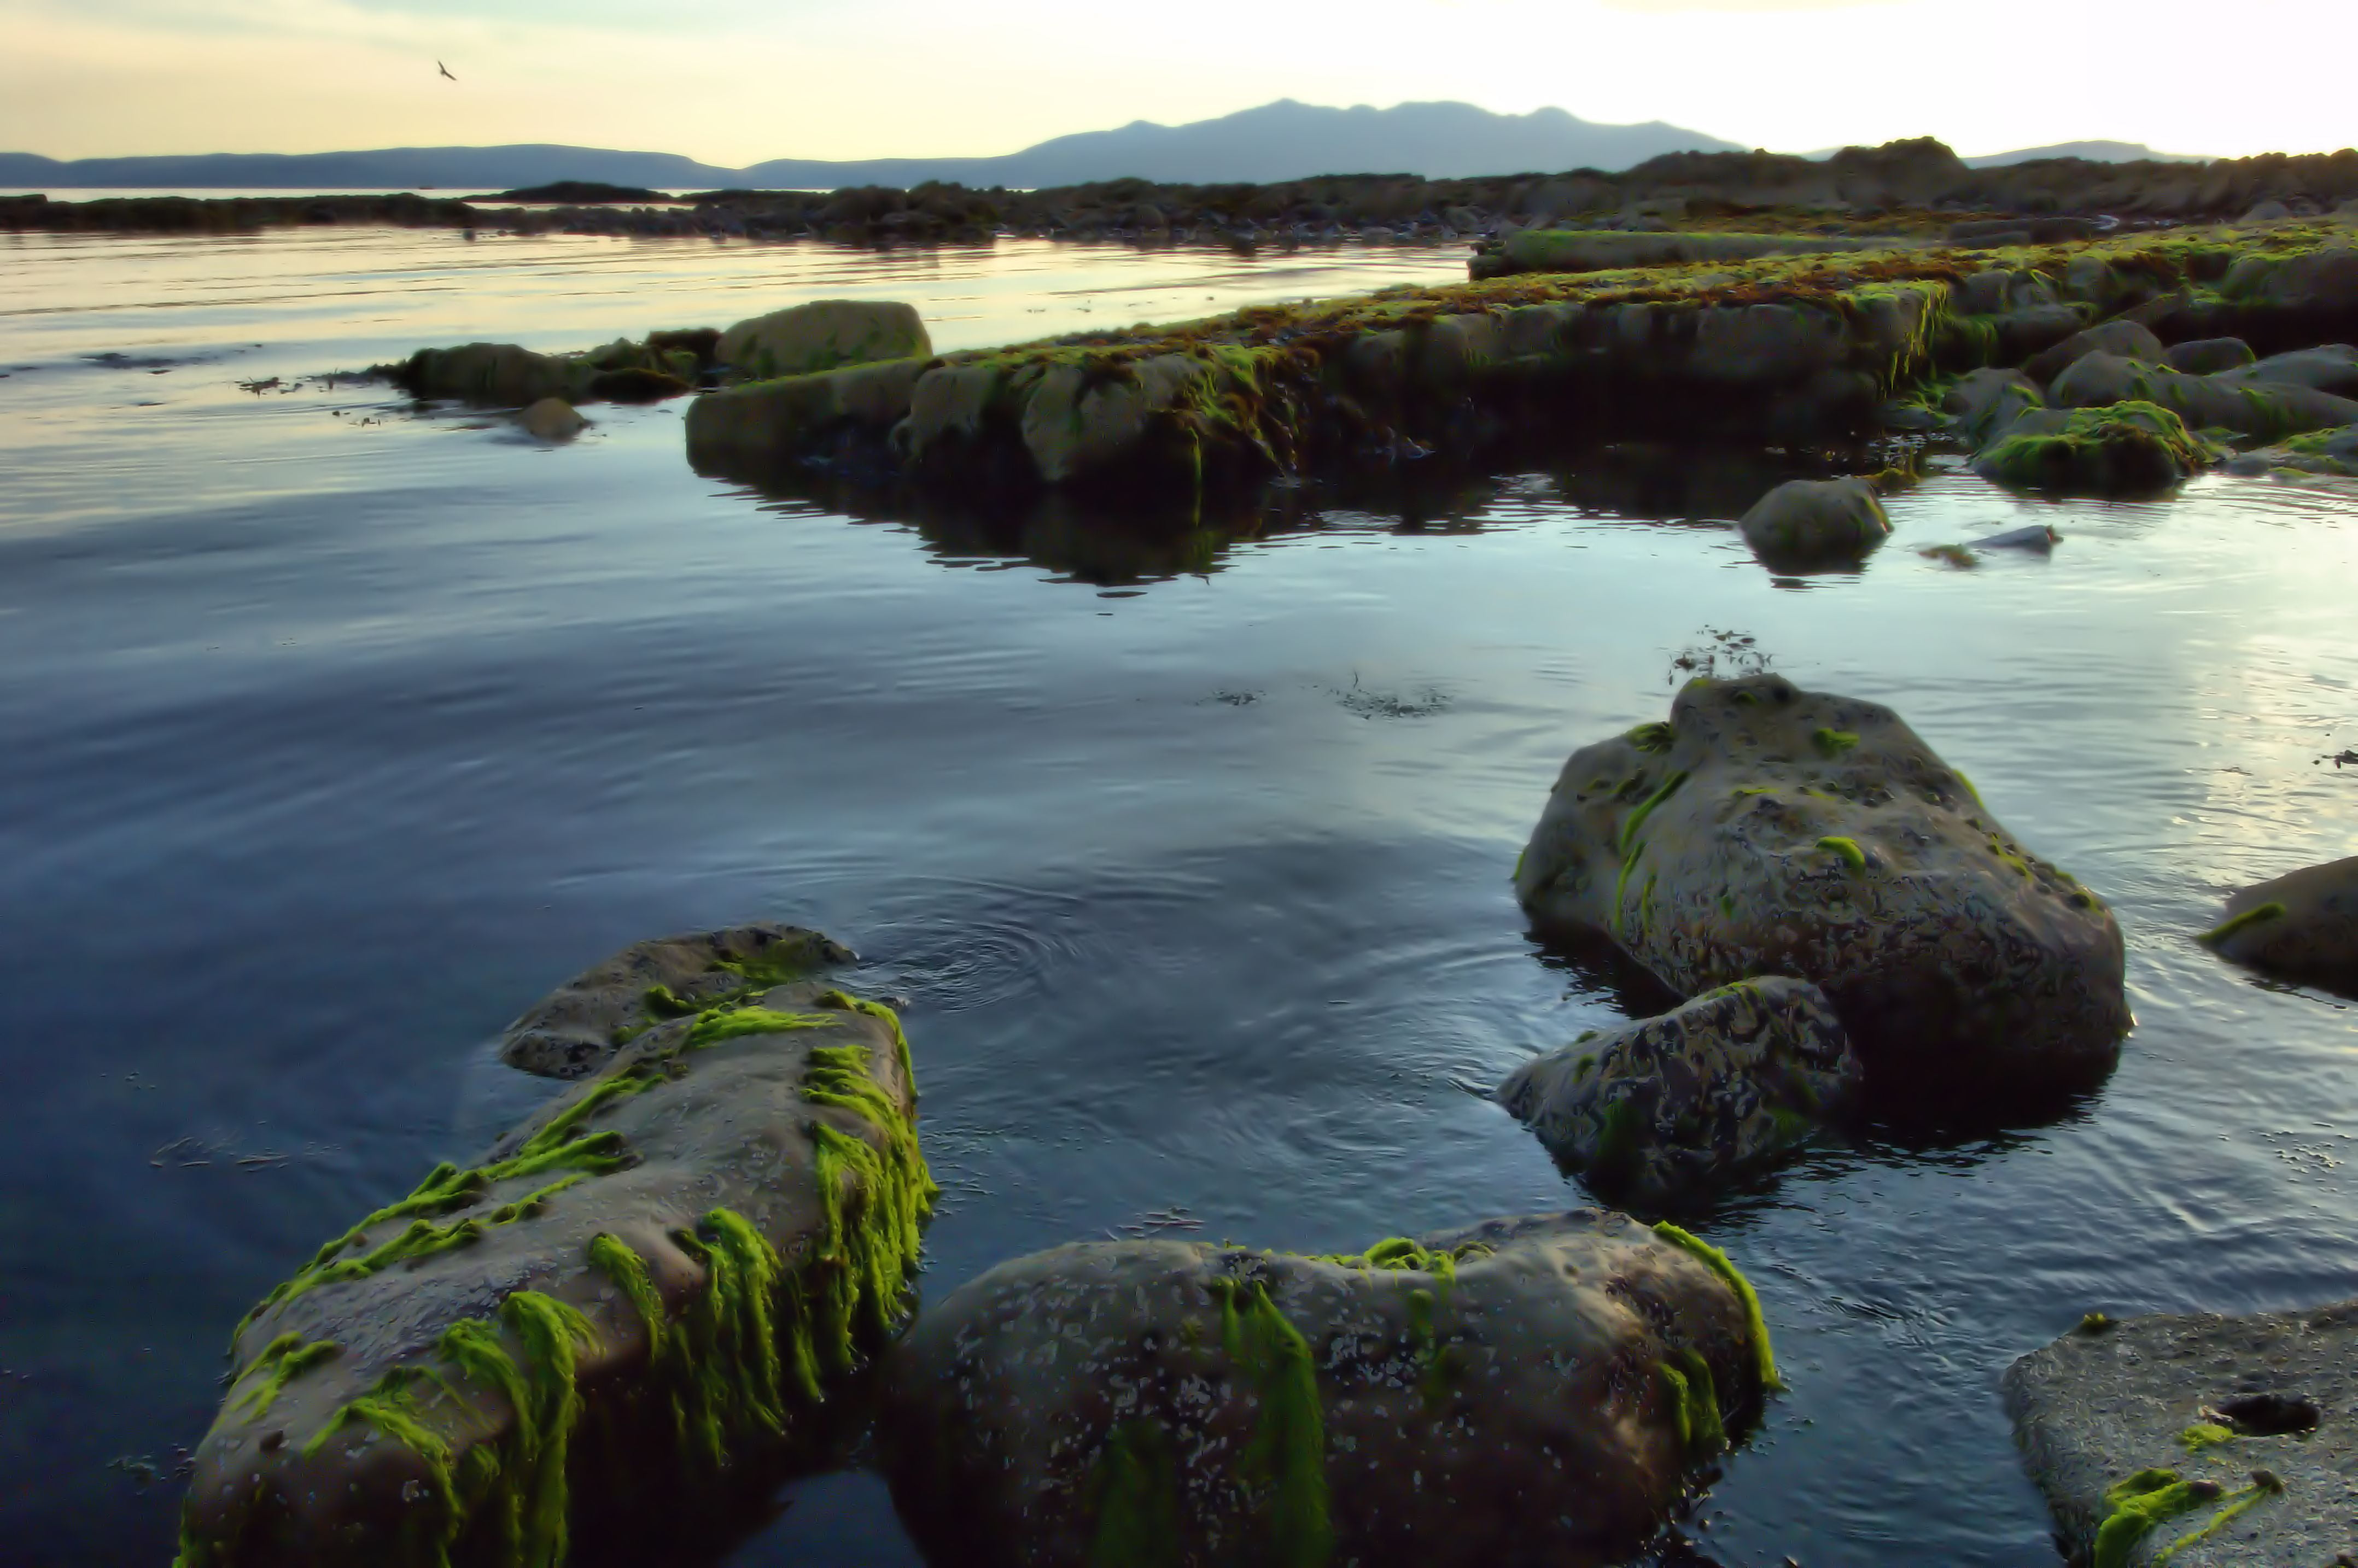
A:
[715, 300, 931, 382]
[393, 342, 585, 407]
[2004, 1301, 2353, 1568]
[517, 396, 586, 441]
[1513, 674, 2128, 1103]
[1496, 976, 1861, 1206]
[498, 923, 859, 1079]
[178, 977, 935, 1568]
[2198, 855, 2358, 996]
[1973, 401, 2218, 496]
[1737, 477, 1890, 566]
[880, 1212, 1777, 1568]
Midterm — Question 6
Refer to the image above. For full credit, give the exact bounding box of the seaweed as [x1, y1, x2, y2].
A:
[2197, 901, 2286, 947]
[1651, 1222, 1781, 1393]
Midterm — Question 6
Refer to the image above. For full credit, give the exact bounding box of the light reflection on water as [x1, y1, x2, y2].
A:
[1, 230, 2355, 1567]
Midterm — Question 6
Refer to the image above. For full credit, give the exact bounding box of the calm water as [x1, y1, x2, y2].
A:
[2, 227, 2356, 1568]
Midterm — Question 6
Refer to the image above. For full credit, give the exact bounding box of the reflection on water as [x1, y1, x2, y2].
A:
[2, 228, 2357, 1568]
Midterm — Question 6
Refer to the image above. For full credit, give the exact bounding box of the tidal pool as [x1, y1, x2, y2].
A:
[2, 226, 2355, 1567]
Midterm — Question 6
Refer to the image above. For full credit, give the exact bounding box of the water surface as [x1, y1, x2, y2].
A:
[2, 227, 2355, 1567]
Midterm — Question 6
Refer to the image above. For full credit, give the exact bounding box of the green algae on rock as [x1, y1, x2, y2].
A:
[1972, 401, 2219, 497]
[177, 970, 933, 1568]
[1496, 976, 1862, 1208]
[880, 1209, 1772, 1568]
[498, 922, 856, 1079]
[2198, 855, 2358, 997]
[1514, 674, 2128, 1106]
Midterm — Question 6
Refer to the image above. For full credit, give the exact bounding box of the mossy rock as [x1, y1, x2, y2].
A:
[1483, 228, 1894, 279]
[178, 979, 935, 1568]
[1943, 367, 2046, 447]
[1513, 674, 2128, 1105]
[2217, 343, 2358, 398]
[682, 358, 930, 468]
[2164, 337, 2258, 375]
[2021, 318, 2166, 388]
[880, 1211, 1775, 1568]
[1737, 477, 1890, 567]
[715, 300, 931, 383]
[498, 922, 857, 1079]
[390, 343, 588, 409]
[1972, 401, 2218, 497]
[2198, 855, 2358, 997]
[2052, 352, 2358, 438]
[1497, 976, 1860, 1208]
[2245, 420, 2358, 476]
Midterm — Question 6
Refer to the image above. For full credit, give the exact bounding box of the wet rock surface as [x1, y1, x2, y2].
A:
[179, 969, 934, 1567]
[1973, 401, 2219, 496]
[1737, 477, 1890, 566]
[498, 922, 857, 1079]
[879, 1210, 1775, 1568]
[1513, 673, 2129, 1105]
[715, 300, 931, 383]
[1495, 976, 1862, 1207]
[2005, 1301, 2358, 1568]
[2200, 855, 2358, 997]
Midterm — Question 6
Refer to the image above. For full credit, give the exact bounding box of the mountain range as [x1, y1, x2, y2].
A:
[0, 101, 2210, 193]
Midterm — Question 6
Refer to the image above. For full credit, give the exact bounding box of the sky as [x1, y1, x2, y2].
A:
[2, 0, 2353, 166]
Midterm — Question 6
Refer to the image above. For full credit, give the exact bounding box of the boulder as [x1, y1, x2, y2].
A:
[715, 300, 931, 382]
[2165, 337, 2257, 375]
[498, 923, 859, 1079]
[2219, 343, 2358, 398]
[2022, 318, 2167, 387]
[1512, 674, 2129, 1103]
[178, 978, 935, 1568]
[2004, 1301, 2356, 1568]
[2198, 856, 2358, 996]
[682, 357, 930, 470]
[1973, 402, 2217, 496]
[517, 396, 586, 441]
[1737, 477, 1890, 566]
[1495, 976, 1862, 1207]
[1942, 367, 2045, 446]
[1479, 228, 1889, 279]
[2048, 354, 2358, 439]
[880, 1212, 1777, 1568]
[392, 342, 585, 407]
[2243, 421, 2358, 477]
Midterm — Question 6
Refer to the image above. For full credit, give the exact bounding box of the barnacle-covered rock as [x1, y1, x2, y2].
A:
[1496, 976, 1861, 1206]
[880, 1212, 1776, 1568]
[1513, 674, 2128, 1104]
[176, 975, 933, 1568]
[2198, 855, 2358, 997]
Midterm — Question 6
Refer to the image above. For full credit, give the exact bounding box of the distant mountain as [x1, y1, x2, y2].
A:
[1962, 140, 2207, 168]
[0, 100, 1744, 193]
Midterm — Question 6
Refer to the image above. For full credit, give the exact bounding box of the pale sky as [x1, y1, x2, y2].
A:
[2, 0, 2351, 166]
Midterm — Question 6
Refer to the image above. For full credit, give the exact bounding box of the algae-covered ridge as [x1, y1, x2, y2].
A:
[2091, 1465, 2282, 1568]
[181, 988, 935, 1568]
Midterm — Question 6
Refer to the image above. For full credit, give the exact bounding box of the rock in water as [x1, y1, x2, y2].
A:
[517, 396, 586, 441]
[393, 342, 585, 407]
[498, 922, 858, 1079]
[2198, 856, 2358, 997]
[1973, 402, 2217, 496]
[1496, 977, 1861, 1206]
[2004, 1302, 2351, 1568]
[715, 300, 931, 382]
[177, 979, 935, 1568]
[1737, 477, 1890, 567]
[879, 1212, 1777, 1568]
[1513, 674, 2128, 1103]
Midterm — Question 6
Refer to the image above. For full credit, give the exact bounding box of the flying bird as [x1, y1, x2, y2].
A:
[437, 61, 457, 81]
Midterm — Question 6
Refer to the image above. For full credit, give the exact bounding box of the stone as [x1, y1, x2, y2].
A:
[1495, 976, 1862, 1206]
[517, 396, 586, 441]
[2004, 1300, 2358, 1568]
[2245, 421, 2358, 477]
[879, 1210, 1777, 1568]
[715, 300, 931, 382]
[1974, 402, 2218, 496]
[2219, 344, 2358, 399]
[392, 342, 585, 407]
[2198, 855, 2358, 997]
[2048, 354, 2358, 439]
[2023, 318, 2168, 387]
[1977, 523, 2059, 551]
[2166, 337, 2258, 376]
[178, 978, 934, 1568]
[1943, 366, 2045, 446]
[682, 358, 929, 470]
[1737, 477, 1890, 566]
[1513, 674, 2129, 1103]
[498, 923, 859, 1079]
[2243, 198, 2293, 223]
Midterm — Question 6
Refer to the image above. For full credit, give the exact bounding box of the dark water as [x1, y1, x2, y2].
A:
[3, 227, 2356, 1568]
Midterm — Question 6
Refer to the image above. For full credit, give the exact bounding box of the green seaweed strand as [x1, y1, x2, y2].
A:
[2093, 1470, 2209, 1568]
[1619, 769, 1690, 855]
[1086, 1420, 1183, 1568]
[1652, 1222, 1781, 1393]
[229, 1334, 341, 1418]
[2152, 1473, 2281, 1565]
[2198, 901, 2286, 947]
[1233, 1281, 1333, 1568]
[1812, 728, 1860, 757]
[1817, 835, 1867, 871]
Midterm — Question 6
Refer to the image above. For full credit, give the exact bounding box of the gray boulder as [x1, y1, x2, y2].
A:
[2219, 344, 2358, 399]
[683, 358, 929, 469]
[2022, 318, 2167, 387]
[2165, 337, 2257, 376]
[2005, 1301, 2354, 1568]
[179, 976, 935, 1568]
[499, 923, 856, 1079]
[715, 300, 931, 382]
[517, 396, 586, 441]
[1737, 477, 1890, 566]
[1513, 674, 2129, 1102]
[1942, 367, 2045, 446]
[1496, 976, 1862, 1206]
[2240, 422, 2358, 477]
[2050, 353, 2358, 438]
[2198, 855, 2358, 997]
[880, 1211, 1777, 1568]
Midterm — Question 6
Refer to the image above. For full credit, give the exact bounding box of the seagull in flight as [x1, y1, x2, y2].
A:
[437, 61, 457, 81]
